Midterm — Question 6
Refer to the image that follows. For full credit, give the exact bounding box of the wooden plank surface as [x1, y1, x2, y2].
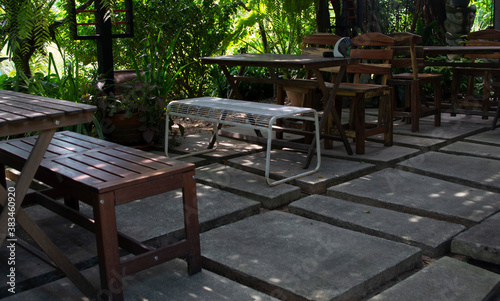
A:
[424, 46, 500, 55]
[0, 90, 96, 136]
[201, 53, 357, 70]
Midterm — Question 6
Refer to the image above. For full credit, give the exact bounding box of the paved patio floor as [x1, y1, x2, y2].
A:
[1, 112, 500, 300]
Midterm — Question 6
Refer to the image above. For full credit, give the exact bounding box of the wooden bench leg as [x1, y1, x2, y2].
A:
[0, 163, 6, 189]
[93, 192, 124, 301]
[64, 195, 80, 211]
[182, 170, 202, 275]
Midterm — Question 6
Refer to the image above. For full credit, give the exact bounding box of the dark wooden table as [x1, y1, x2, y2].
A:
[201, 53, 360, 163]
[424, 46, 500, 67]
[0, 90, 97, 297]
[424, 45, 500, 55]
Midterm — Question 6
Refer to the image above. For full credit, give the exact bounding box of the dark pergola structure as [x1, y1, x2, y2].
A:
[70, 0, 134, 94]
[318, 0, 500, 36]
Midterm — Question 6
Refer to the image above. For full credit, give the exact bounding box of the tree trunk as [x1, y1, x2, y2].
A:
[316, 0, 331, 33]
[13, 40, 35, 78]
[422, 0, 447, 42]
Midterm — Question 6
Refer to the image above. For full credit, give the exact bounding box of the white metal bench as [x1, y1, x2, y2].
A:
[165, 97, 321, 186]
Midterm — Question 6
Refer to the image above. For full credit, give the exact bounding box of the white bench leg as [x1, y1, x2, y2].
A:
[265, 112, 322, 186]
[165, 113, 219, 159]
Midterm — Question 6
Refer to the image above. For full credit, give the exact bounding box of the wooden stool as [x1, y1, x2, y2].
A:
[0, 131, 201, 300]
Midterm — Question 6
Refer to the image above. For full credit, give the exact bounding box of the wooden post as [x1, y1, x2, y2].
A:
[495, 0, 500, 29]
[316, 0, 331, 33]
[95, 0, 115, 94]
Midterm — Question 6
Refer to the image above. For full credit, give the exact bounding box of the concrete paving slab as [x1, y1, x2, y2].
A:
[201, 211, 422, 301]
[289, 195, 466, 257]
[0, 212, 98, 297]
[2, 259, 278, 301]
[327, 168, 500, 226]
[227, 150, 376, 194]
[452, 211, 500, 265]
[465, 128, 500, 146]
[195, 163, 301, 209]
[369, 133, 447, 151]
[320, 141, 420, 167]
[112, 183, 261, 242]
[397, 151, 500, 193]
[440, 141, 500, 160]
[168, 132, 264, 161]
[0, 184, 260, 294]
[392, 117, 486, 140]
[221, 125, 304, 140]
[368, 256, 500, 301]
[440, 113, 497, 125]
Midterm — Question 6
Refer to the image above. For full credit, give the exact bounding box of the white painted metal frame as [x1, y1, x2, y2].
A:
[165, 97, 321, 186]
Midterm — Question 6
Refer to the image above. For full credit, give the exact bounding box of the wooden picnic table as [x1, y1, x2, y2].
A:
[201, 53, 360, 165]
[0, 90, 98, 297]
[0, 90, 202, 300]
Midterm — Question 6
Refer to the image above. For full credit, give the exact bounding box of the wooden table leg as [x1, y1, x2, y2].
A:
[222, 65, 245, 100]
[0, 129, 55, 245]
[304, 66, 353, 168]
[7, 204, 98, 298]
[316, 67, 353, 151]
[0, 129, 98, 299]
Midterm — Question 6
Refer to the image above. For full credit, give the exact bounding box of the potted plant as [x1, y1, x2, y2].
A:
[101, 31, 186, 147]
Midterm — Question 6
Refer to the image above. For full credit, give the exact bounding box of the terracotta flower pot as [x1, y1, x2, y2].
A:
[106, 113, 145, 146]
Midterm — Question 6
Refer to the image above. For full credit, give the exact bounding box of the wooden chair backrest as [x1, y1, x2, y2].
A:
[465, 29, 500, 61]
[348, 32, 395, 85]
[301, 33, 342, 73]
[301, 33, 341, 48]
[390, 32, 425, 80]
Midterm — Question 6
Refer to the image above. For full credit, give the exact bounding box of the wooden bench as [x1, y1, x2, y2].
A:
[165, 97, 321, 186]
[0, 131, 201, 301]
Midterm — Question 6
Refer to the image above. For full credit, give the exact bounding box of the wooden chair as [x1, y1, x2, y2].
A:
[283, 33, 342, 146]
[451, 29, 500, 119]
[284, 33, 342, 109]
[289, 32, 394, 154]
[328, 32, 394, 154]
[389, 32, 442, 132]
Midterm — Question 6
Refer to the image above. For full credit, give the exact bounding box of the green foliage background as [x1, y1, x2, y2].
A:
[0, 0, 496, 139]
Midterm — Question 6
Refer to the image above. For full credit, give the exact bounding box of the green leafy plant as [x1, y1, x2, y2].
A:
[103, 30, 187, 144]
[0, 0, 56, 78]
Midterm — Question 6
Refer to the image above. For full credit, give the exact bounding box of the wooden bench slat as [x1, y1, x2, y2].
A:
[11, 136, 90, 158]
[106, 147, 179, 170]
[55, 134, 116, 149]
[85, 151, 157, 174]
[51, 156, 122, 183]
[0, 138, 68, 160]
[48, 138, 96, 153]
[72, 154, 143, 178]
[0, 142, 32, 161]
